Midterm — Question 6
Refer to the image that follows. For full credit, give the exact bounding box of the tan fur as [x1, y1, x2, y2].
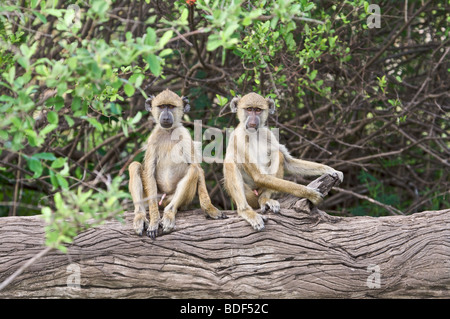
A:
[224, 92, 344, 231]
[129, 89, 224, 238]
[151, 88, 184, 108]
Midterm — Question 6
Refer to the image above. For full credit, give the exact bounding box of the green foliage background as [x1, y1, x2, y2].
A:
[0, 0, 448, 250]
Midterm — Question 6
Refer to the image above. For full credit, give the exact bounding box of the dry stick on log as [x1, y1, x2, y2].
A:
[0, 174, 449, 298]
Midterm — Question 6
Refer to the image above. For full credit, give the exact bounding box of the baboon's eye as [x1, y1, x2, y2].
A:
[158, 104, 176, 109]
[247, 107, 262, 113]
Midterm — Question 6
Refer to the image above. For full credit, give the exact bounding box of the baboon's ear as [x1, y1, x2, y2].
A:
[145, 95, 155, 112]
[182, 96, 190, 113]
[267, 98, 276, 114]
[230, 96, 240, 113]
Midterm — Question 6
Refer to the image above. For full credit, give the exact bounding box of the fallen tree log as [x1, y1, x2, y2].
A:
[0, 174, 449, 298]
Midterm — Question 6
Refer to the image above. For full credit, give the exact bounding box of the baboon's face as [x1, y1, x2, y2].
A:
[155, 104, 177, 128]
[232, 93, 274, 132]
[243, 106, 263, 131]
[144, 89, 190, 130]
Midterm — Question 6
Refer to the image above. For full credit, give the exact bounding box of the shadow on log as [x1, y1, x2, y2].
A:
[0, 174, 449, 298]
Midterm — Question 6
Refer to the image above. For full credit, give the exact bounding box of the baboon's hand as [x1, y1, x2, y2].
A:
[330, 169, 344, 183]
[261, 199, 280, 214]
[307, 187, 324, 206]
[133, 214, 149, 237]
[146, 222, 159, 239]
[161, 210, 176, 233]
[218, 211, 229, 219]
[240, 209, 266, 231]
[205, 206, 228, 219]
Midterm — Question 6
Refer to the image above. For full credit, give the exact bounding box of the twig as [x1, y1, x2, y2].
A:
[0, 246, 53, 291]
[333, 187, 404, 215]
[77, 125, 146, 165]
[276, 121, 333, 155]
[11, 154, 21, 216]
[256, 14, 324, 25]
[167, 28, 209, 45]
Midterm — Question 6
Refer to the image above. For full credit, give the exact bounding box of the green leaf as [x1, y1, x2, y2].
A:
[145, 28, 157, 46]
[56, 244, 68, 253]
[309, 69, 318, 81]
[131, 111, 142, 124]
[51, 157, 66, 169]
[47, 111, 59, 124]
[50, 170, 58, 187]
[66, 57, 77, 70]
[11, 116, 22, 129]
[0, 130, 8, 140]
[207, 35, 222, 51]
[91, 0, 109, 16]
[71, 96, 81, 111]
[54, 192, 64, 210]
[64, 115, 75, 127]
[45, 8, 62, 17]
[180, 8, 189, 22]
[25, 129, 42, 147]
[86, 117, 104, 132]
[3, 66, 15, 84]
[159, 48, 172, 58]
[33, 152, 57, 161]
[158, 30, 173, 48]
[31, 0, 39, 9]
[122, 121, 129, 137]
[45, 96, 64, 110]
[123, 83, 135, 97]
[56, 174, 69, 189]
[59, 162, 69, 176]
[33, 11, 47, 23]
[129, 73, 144, 87]
[41, 207, 52, 222]
[242, 16, 253, 26]
[146, 54, 161, 77]
[271, 16, 279, 29]
[40, 124, 58, 136]
[27, 157, 43, 178]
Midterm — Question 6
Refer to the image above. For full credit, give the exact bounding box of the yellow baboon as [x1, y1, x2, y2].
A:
[129, 89, 226, 238]
[224, 93, 343, 231]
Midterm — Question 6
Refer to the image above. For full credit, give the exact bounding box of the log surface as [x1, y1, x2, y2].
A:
[0, 175, 449, 298]
[0, 208, 449, 298]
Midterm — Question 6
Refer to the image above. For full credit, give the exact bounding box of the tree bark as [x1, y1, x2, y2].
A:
[0, 174, 449, 298]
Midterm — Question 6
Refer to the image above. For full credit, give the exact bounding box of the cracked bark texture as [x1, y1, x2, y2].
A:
[0, 174, 449, 298]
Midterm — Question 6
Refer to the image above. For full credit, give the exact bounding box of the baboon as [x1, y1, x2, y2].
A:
[129, 89, 226, 238]
[224, 92, 343, 231]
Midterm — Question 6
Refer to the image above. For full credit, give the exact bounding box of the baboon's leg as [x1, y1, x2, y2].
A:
[224, 162, 266, 231]
[160, 193, 173, 207]
[282, 154, 343, 182]
[244, 183, 259, 209]
[160, 165, 198, 233]
[141, 168, 160, 239]
[258, 156, 283, 213]
[128, 162, 149, 236]
[243, 163, 323, 205]
[195, 165, 226, 219]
